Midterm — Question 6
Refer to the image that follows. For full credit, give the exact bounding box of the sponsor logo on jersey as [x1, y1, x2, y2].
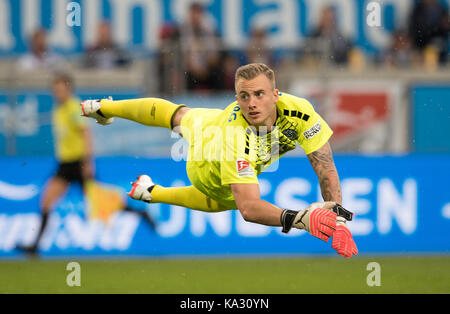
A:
[282, 128, 298, 140]
[236, 159, 254, 178]
[303, 120, 322, 140]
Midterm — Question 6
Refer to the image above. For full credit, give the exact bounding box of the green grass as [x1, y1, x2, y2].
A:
[0, 256, 449, 294]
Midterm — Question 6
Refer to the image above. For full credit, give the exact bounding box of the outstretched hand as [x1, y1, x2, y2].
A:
[282, 201, 338, 242]
[332, 217, 358, 258]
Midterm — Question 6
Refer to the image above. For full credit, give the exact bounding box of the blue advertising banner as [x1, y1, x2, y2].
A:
[0, 155, 449, 258]
[1, 0, 440, 56]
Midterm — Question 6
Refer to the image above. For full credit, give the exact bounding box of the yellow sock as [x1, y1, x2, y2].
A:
[150, 185, 236, 212]
[99, 98, 185, 130]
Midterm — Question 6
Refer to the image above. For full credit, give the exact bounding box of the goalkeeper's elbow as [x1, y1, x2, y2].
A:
[239, 205, 258, 223]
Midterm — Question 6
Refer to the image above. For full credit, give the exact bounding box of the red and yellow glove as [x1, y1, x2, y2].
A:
[332, 217, 358, 258]
[281, 202, 338, 242]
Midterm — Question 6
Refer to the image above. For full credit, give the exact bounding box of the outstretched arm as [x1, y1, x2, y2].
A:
[230, 183, 338, 242]
[307, 142, 358, 257]
[231, 183, 283, 226]
[307, 141, 342, 204]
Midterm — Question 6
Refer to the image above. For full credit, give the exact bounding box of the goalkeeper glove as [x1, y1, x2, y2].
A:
[128, 175, 155, 203]
[81, 98, 114, 125]
[280, 202, 338, 242]
[332, 217, 358, 258]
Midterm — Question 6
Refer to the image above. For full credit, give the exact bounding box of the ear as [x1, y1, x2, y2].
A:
[273, 89, 280, 102]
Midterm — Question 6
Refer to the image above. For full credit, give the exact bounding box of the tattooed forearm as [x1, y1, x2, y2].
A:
[307, 142, 342, 203]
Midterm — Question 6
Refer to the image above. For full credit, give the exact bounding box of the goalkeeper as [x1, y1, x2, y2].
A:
[81, 63, 357, 258]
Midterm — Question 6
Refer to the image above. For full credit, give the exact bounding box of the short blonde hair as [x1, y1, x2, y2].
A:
[235, 63, 276, 89]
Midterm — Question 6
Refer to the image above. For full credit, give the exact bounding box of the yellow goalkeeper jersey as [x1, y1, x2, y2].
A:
[52, 97, 88, 162]
[181, 92, 333, 208]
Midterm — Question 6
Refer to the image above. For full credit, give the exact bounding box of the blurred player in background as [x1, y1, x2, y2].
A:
[81, 63, 357, 258]
[17, 73, 156, 257]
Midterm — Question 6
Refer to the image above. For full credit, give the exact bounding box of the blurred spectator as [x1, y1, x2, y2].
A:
[222, 52, 240, 91]
[307, 6, 352, 65]
[245, 28, 275, 67]
[382, 30, 417, 68]
[18, 28, 63, 71]
[180, 2, 224, 91]
[158, 23, 184, 95]
[83, 21, 131, 69]
[409, 0, 449, 64]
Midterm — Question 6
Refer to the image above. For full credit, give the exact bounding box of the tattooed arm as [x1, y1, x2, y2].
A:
[307, 142, 342, 204]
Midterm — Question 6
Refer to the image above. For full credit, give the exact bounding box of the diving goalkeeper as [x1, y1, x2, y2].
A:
[81, 63, 357, 258]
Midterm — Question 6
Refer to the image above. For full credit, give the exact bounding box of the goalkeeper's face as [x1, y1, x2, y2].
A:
[235, 74, 279, 129]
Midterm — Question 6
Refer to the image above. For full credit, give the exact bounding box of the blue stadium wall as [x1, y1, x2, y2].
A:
[0, 155, 449, 258]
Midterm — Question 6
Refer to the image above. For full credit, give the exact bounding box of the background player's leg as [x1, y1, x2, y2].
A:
[36, 177, 69, 246]
[150, 185, 236, 212]
[18, 176, 69, 255]
[99, 98, 186, 129]
[122, 206, 157, 231]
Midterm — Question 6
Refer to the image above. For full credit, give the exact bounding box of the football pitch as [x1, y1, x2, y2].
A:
[0, 256, 449, 294]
